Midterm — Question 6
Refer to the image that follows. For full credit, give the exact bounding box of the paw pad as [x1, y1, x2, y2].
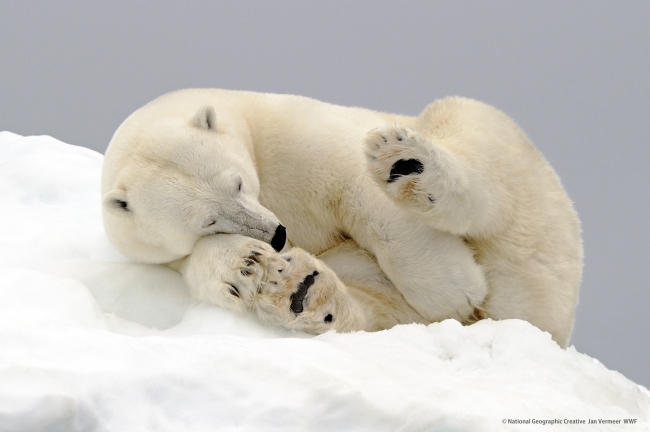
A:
[290, 271, 319, 314]
[388, 159, 424, 183]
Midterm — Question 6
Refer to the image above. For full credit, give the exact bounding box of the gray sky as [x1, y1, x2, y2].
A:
[2, 1, 649, 386]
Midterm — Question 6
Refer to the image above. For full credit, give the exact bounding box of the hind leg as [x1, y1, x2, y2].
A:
[341, 179, 488, 324]
[365, 124, 471, 235]
[364, 124, 494, 237]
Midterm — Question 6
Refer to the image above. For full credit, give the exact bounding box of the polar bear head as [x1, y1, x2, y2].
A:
[102, 98, 286, 264]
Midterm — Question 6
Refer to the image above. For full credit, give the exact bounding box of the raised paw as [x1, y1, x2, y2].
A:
[365, 125, 425, 178]
[365, 125, 436, 204]
[253, 248, 364, 334]
[364, 124, 470, 227]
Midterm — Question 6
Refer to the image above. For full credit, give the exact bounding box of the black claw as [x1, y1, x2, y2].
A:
[428, 195, 436, 204]
[248, 254, 259, 263]
[245, 259, 255, 266]
[241, 269, 252, 276]
[228, 284, 240, 298]
[388, 159, 424, 183]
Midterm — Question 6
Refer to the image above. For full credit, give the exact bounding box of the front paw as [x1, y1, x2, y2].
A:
[254, 248, 362, 334]
[183, 234, 286, 312]
[225, 241, 277, 301]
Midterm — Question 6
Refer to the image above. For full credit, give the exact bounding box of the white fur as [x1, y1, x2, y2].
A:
[102, 89, 582, 347]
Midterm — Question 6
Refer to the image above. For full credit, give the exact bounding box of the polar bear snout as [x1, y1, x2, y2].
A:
[271, 225, 286, 252]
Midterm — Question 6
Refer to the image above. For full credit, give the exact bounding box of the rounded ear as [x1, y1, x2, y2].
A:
[103, 189, 132, 216]
[192, 105, 217, 131]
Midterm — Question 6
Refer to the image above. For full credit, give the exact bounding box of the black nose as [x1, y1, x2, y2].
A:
[271, 224, 286, 252]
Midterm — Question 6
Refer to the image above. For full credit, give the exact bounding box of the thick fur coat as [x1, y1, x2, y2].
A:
[102, 89, 582, 347]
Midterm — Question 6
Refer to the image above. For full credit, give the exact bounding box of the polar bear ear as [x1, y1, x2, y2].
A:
[192, 106, 217, 131]
[103, 189, 132, 216]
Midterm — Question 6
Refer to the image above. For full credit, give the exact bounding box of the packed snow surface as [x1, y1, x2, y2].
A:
[0, 132, 648, 431]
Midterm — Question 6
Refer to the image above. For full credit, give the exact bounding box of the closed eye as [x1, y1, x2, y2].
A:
[109, 198, 131, 212]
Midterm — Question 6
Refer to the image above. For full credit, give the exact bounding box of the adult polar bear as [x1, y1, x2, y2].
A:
[102, 89, 582, 347]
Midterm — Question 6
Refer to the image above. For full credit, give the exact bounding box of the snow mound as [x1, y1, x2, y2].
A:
[0, 131, 648, 431]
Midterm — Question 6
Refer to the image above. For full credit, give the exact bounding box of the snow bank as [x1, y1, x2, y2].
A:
[0, 132, 648, 431]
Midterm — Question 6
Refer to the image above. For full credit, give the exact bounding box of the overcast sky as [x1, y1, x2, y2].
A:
[1, 1, 649, 387]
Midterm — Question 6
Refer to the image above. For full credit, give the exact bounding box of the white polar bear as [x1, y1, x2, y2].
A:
[102, 89, 582, 347]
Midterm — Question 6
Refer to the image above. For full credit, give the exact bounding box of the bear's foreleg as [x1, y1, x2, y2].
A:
[253, 247, 370, 334]
[180, 234, 286, 313]
[180, 234, 370, 333]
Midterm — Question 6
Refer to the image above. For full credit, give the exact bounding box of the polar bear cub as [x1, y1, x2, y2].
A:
[102, 89, 582, 347]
